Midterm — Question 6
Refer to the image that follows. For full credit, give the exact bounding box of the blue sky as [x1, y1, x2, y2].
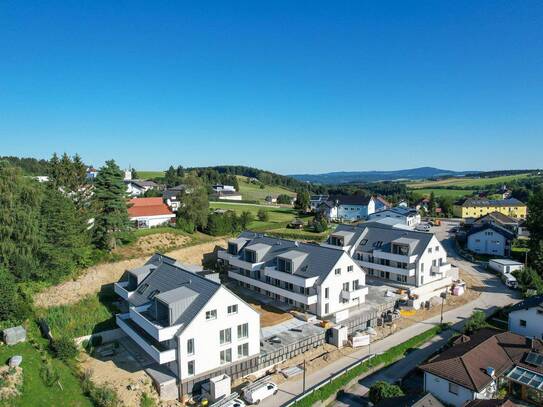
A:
[1, 1, 542, 174]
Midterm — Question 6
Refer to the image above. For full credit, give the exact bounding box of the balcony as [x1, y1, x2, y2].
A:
[431, 263, 452, 275]
[358, 260, 416, 277]
[116, 314, 176, 364]
[263, 266, 318, 288]
[114, 281, 133, 300]
[228, 271, 318, 305]
[129, 304, 183, 342]
[218, 251, 263, 271]
[341, 286, 369, 301]
[372, 250, 418, 264]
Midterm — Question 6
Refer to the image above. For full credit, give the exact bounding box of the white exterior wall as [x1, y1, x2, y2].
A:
[416, 236, 449, 287]
[130, 214, 175, 228]
[127, 183, 145, 197]
[488, 260, 523, 274]
[176, 287, 260, 380]
[317, 253, 367, 317]
[424, 372, 476, 406]
[467, 230, 507, 256]
[508, 307, 543, 339]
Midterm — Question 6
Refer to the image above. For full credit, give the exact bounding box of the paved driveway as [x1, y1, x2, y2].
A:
[260, 221, 520, 407]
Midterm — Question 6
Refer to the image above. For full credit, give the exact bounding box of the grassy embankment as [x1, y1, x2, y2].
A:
[236, 175, 296, 203]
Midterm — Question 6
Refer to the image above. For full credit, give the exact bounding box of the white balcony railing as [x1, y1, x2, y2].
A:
[358, 260, 416, 277]
[431, 263, 452, 275]
[129, 304, 182, 342]
[341, 286, 369, 301]
[116, 314, 176, 364]
[228, 271, 318, 305]
[114, 281, 133, 300]
[263, 266, 318, 288]
[372, 250, 418, 264]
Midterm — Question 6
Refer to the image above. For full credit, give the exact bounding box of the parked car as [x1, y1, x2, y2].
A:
[415, 223, 431, 232]
[242, 381, 278, 405]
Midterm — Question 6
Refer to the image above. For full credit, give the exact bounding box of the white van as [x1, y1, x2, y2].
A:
[501, 273, 518, 289]
[242, 381, 278, 405]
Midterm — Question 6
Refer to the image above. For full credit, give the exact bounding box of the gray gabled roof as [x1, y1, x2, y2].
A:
[332, 221, 434, 257]
[232, 232, 345, 280]
[124, 255, 221, 328]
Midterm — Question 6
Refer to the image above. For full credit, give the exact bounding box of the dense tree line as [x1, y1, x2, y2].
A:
[0, 155, 50, 175]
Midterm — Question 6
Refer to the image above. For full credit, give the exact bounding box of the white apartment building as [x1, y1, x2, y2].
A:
[324, 222, 456, 309]
[218, 233, 368, 319]
[114, 254, 260, 399]
[367, 206, 421, 227]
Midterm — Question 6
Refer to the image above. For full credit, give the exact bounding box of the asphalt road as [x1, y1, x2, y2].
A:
[259, 220, 520, 407]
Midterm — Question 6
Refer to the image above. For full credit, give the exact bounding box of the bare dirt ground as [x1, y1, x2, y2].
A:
[34, 236, 228, 308]
[114, 233, 191, 259]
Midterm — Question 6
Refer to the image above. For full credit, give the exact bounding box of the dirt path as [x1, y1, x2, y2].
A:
[34, 237, 228, 309]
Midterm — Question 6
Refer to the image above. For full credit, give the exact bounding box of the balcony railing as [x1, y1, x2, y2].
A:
[357, 260, 416, 277]
[372, 250, 418, 264]
[218, 251, 263, 271]
[263, 266, 318, 288]
[341, 286, 369, 301]
[431, 263, 451, 275]
[114, 281, 133, 300]
[129, 304, 182, 342]
[228, 271, 317, 305]
[116, 314, 176, 364]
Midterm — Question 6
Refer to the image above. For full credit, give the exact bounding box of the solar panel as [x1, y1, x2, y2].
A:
[526, 352, 543, 367]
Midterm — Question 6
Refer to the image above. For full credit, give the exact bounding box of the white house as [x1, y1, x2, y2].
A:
[309, 195, 329, 212]
[126, 180, 159, 197]
[325, 222, 457, 309]
[420, 329, 543, 406]
[367, 206, 421, 227]
[218, 232, 368, 319]
[114, 254, 261, 399]
[466, 224, 515, 257]
[317, 195, 390, 222]
[162, 185, 188, 212]
[212, 184, 236, 193]
[508, 295, 543, 339]
[128, 197, 176, 228]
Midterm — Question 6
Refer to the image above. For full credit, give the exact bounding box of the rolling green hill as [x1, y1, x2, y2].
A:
[408, 173, 532, 189]
[236, 175, 296, 203]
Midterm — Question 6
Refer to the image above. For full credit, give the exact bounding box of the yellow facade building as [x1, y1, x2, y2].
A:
[453, 198, 527, 219]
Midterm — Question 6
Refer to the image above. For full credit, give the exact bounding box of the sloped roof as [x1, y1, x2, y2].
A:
[233, 232, 346, 280]
[460, 198, 526, 208]
[476, 211, 519, 225]
[128, 197, 174, 218]
[466, 223, 516, 240]
[508, 294, 543, 313]
[420, 329, 543, 392]
[377, 393, 444, 407]
[464, 399, 518, 407]
[328, 195, 372, 206]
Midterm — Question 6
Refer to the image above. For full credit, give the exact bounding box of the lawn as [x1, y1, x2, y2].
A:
[266, 227, 331, 242]
[210, 202, 299, 230]
[409, 188, 476, 199]
[0, 333, 92, 407]
[137, 170, 165, 179]
[236, 176, 296, 203]
[408, 173, 533, 189]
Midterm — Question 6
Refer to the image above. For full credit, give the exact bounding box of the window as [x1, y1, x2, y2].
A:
[220, 348, 232, 365]
[278, 257, 292, 273]
[227, 242, 238, 255]
[335, 268, 341, 275]
[237, 323, 249, 339]
[187, 360, 195, 376]
[428, 247, 433, 253]
[136, 283, 149, 295]
[347, 265, 353, 272]
[187, 338, 194, 355]
[435, 246, 440, 252]
[148, 289, 160, 300]
[360, 239, 368, 246]
[397, 275, 407, 283]
[206, 310, 217, 320]
[353, 280, 359, 290]
[238, 343, 249, 358]
[324, 287, 329, 299]
[325, 303, 329, 314]
[520, 319, 527, 327]
[220, 328, 232, 345]
[227, 304, 238, 315]
[448, 382, 459, 395]
[342, 282, 350, 291]
[245, 249, 257, 263]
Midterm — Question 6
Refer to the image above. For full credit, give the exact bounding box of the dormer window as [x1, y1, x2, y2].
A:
[228, 242, 238, 255]
[330, 236, 344, 247]
[277, 257, 292, 273]
[137, 283, 149, 295]
[393, 244, 409, 256]
[244, 249, 257, 263]
[148, 289, 160, 300]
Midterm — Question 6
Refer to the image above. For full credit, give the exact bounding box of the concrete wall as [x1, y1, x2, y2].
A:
[508, 308, 543, 339]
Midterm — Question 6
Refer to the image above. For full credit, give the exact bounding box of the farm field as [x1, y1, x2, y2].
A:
[138, 170, 165, 179]
[236, 175, 296, 203]
[410, 188, 476, 199]
[408, 173, 533, 189]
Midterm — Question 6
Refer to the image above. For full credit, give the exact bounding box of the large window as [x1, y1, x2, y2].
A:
[227, 242, 238, 255]
[220, 328, 232, 345]
[237, 323, 249, 339]
[245, 250, 257, 263]
[206, 310, 217, 320]
[187, 338, 194, 355]
[277, 258, 292, 273]
[227, 304, 238, 315]
[237, 343, 249, 358]
[220, 348, 232, 365]
[187, 360, 195, 376]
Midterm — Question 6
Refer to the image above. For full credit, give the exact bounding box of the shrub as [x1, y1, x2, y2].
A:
[257, 209, 269, 221]
[176, 218, 195, 233]
[40, 360, 60, 387]
[140, 392, 156, 407]
[368, 381, 404, 404]
[463, 310, 488, 334]
[81, 370, 120, 407]
[50, 336, 79, 361]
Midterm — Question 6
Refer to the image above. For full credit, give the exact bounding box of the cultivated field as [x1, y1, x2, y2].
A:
[137, 170, 165, 179]
[408, 173, 532, 189]
[236, 175, 296, 203]
[409, 188, 476, 199]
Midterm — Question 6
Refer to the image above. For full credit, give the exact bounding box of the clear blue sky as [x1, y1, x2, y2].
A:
[1, 1, 542, 174]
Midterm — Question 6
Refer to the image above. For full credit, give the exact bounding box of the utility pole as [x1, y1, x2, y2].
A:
[440, 291, 447, 325]
[302, 359, 306, 393]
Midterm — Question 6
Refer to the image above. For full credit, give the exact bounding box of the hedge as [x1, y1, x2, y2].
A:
[293, 324, 446, 407]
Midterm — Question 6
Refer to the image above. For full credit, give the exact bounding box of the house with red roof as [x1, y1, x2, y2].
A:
[128, 197, 176, 228]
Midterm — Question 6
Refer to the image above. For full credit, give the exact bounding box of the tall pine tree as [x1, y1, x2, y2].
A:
[92, 160, 130, 250]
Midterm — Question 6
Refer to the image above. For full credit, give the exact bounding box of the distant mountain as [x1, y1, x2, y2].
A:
[289, 167, 478, 184]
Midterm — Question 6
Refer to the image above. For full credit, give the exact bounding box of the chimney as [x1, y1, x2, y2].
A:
[486, 366, 495, 378]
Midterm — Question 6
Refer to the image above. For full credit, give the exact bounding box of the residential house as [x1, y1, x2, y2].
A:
[367, 206, 421, 227]
[466, 223, 516, 257]
[212, 184, 236, 193]
[376, 393, 445, 407]
[420, 329, 543, 406]
[215, 190, 243, 201]
[163, 185, 188, 211]
[324, 222, 456, 309]
[464, 400, 518, 407]
[469, 211, 520, 234]
[453, 198, 527, 220]
[114, 254, 261, 398]
[416, 198, 431, 213]
[126, 180, 159, 197]
[309, 195, 330, 212]
[128, 197, 176, 228]
[508, 295, 543, 339]
[218, 232, 368, 319]
[318, 195, 388, 222]
[265, 195, 277, 204]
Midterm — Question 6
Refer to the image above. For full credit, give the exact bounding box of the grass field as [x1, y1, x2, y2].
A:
[410, 188, 476, 199]
[138, 170, 165, 179]
[408, 173, 533, 189]
[236, 175, 296, 203]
